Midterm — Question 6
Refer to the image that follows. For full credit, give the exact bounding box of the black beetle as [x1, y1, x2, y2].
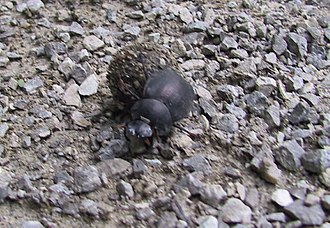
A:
[127, 68, 195, 138]
[107, 42, 194, 139]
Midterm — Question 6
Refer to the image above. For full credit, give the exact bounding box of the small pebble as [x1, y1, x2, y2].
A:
[271, 189, 293, 207]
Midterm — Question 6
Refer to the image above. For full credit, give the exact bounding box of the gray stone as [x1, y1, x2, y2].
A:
[71, 111, 91, 128]
[285, 220, 302, 228]
[196, 86, 213, 100]
[286, 76, 304, 92]
[300, 94, 319, 107]
[256, 76, 277, 96]
[199, 98, 218, 121]
[148, 33, 160, 42]
[16, 3, 28, 12]
[116, 180, 134, 198]
[325, 28, 330, 41]
[271, 189, 293, 207]
[0, 168, 12, 188]
[83, 35, 104, 51]
[245, 91, 268, 116]
[182, 154, 212, 173]
[289, 187, 307, 200]
[123, 25, 140, 37]
[70, 64, 88, 84]
[272, 35, 287, 56]
[144, 159, 162, 167]
[223, 167, 241, 178]
[205, 60, 220, 77]
[157, 211, 178, 228]
[200, 184, 227, 207]
[53, 171, 73, 184]
[44, 42, 67, 58]
[255, 21, 267, 38]
[27, 0, 44, 12]
[69, 22, 84, 36]
[301, 149, 330, 174]
[79, 199, 100, 217]
[7, 52, 22, 60]
[275, 140, 305, 171]
[290, 129, 313, 139]
[220, 198, 252, 224]
[186, 21, 209, 32]
[202, 45, 217, 56]
[317, 15, 330, 28]
[304, 194, 320, 206]
[236, 22, 256, 37]
[175, 173, 203, 195]
[318, 135, 330, 148]
[288, 102, 310, 124]
[284, 200, 326, 226]
[216, 84, 242, 103]
[265, 212, 286, 222]
[29, 105, 52, 119]
[97, 139, 129, 160]
[126, 10, 144, 20]
[0, 144, 4, 156]
[23, 76, 43, 93]
[181, 59, 205, 71]
[0, 123, 9, 137]
[179, 7, 193, 24]
[257, 217, 272, 228]
[286, 33, 308, 58]
[306, 26, 323, 40]
[259, 157, 282, 184]
[236, 183, 246, 201]
[8, 78, 18, 90]
[265, 52, 277, 64]
[61, 202, 79, 216]
[78, 74, 98, 96]
[106, 8, 117, 22]
[171, 191, 193, 226]
[264, 104, 281, 127]
[197, 215, 218, 228]
[0, 56, 9, 67]
[97, 158, 132, 177]
[58, 57, 75, 80]
[221, 36, 238, 51]
[136, 205, 155, 220]
[230, 49, 249, 59]
[21, 220, 44, 228]
[320, 168, 330, 188]
[73, 165, 102, 193]
[78, 49, 90, 62]
[132, 159, 147, 177]
[321, 195, 330, 210]
[170, 39, 187, 58]
[0, 186, 8, 202]
[63, 84, 81, 107]
[58, 32, 70, 42]
[17, 175, 35, 192]
[225, 104, 246, 120]
[203, 8, 216, 25]
[227, 1, 238, 8]
[244, 188, 259, 208]
[218, 114, 239, 133]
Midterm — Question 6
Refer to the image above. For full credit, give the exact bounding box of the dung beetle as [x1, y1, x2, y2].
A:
[127, 68, 195, 138]
[107, 42, 195, 139]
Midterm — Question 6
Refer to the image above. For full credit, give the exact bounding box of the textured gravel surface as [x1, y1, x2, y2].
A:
[0, 0, 329, 227]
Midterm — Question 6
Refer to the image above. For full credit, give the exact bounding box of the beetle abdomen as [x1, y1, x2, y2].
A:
[143, 68, 195, 121]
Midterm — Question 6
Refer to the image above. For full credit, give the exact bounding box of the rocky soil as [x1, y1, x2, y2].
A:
[0, 0, 330, 227]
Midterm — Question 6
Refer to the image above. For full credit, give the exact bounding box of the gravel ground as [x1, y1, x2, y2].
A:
[0, 0, 329, 227]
